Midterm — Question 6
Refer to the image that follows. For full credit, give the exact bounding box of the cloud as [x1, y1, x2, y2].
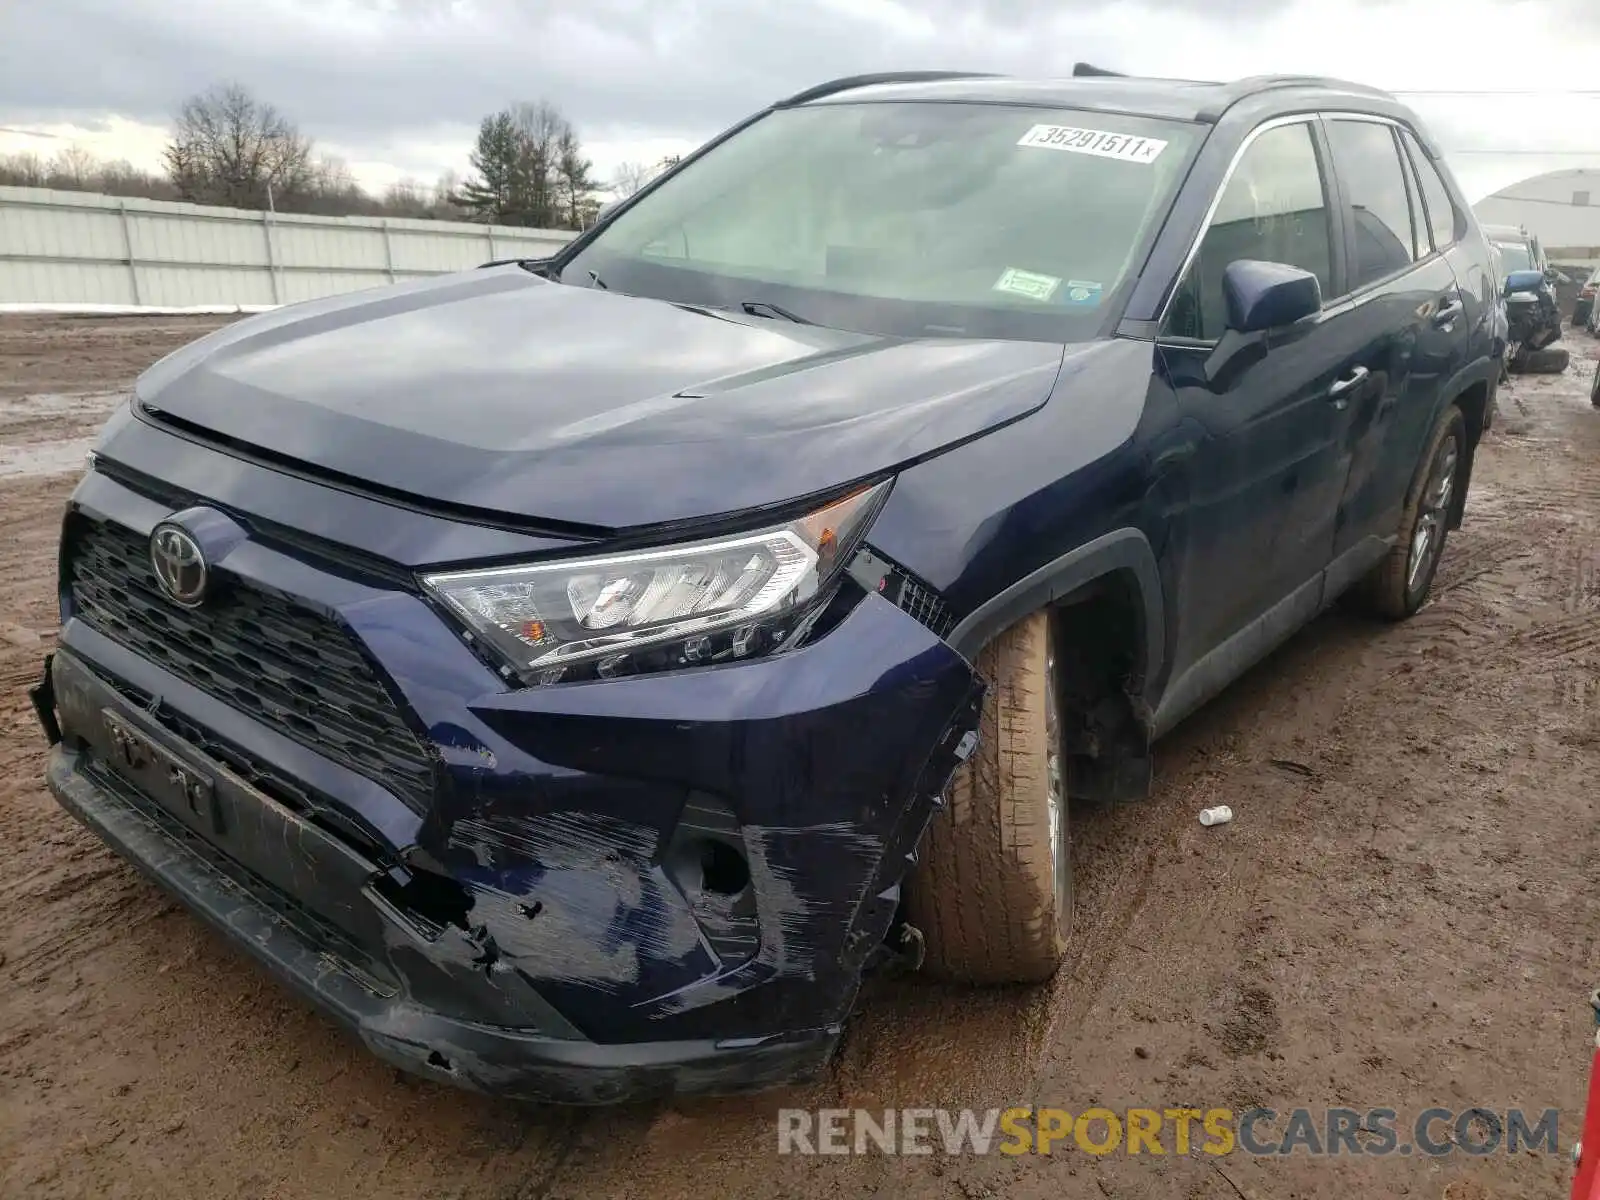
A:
[0, 0, 1595, 196]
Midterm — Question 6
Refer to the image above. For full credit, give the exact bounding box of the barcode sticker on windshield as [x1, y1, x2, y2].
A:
[1017, 124, 1167, 164]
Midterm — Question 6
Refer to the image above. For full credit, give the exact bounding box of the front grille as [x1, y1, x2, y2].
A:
[67, 518, 437, 814]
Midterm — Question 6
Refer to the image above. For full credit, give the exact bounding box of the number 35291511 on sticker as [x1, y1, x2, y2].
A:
[1017, 124, 1168, 164]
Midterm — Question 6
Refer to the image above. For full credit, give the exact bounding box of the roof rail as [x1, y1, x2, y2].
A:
[1071, 62, 1126, 78]
[777, 71, 1001, 107]
[1230, 74, 1393, 98]
[1192, 74, 1398, 122]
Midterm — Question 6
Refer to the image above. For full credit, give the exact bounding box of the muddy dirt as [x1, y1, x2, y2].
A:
[1, 314, 1598, 1199]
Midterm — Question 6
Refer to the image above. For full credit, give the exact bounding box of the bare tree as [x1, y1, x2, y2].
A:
[95, 158, 180, 201]
[48, 145, 97, 189]
[610, 160, 656, 198]
[382, 178, 429, 218]
[0, 147, 175, 198]
[511, 100, 565, 225]
[164, 83, 314, 209]
[0, 151, 48, 188]
[431, 170, 464, 218]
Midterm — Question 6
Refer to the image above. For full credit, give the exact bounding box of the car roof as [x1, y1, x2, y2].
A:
[785, 67, 1412, 127]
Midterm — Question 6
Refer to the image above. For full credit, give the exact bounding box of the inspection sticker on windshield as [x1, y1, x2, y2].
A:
[993, 268, 1061, 302]
[1016, 124, 1167, 164]
[1061, 279, 1104, 307]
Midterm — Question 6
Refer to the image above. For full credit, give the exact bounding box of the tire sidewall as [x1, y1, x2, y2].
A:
[1402, 410, 1466, 613]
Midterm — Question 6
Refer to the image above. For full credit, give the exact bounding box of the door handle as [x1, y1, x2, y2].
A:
[1327, 365, 1369, 409]
[1432, 298, 1464, 327]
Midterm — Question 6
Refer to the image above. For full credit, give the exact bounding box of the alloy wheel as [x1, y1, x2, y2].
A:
[1407, 438, 1459, 593]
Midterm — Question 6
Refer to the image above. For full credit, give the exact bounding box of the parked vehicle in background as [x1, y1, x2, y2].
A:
[1577, 265, 1599, 333]
[1485, 223, 1567, 372]
[32, 66, 1503, 1104]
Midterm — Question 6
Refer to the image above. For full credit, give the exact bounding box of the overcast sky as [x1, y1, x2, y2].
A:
[1, 0, 1597, 202]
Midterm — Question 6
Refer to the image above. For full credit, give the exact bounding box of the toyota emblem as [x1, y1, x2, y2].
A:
[150, 523, 208, 607]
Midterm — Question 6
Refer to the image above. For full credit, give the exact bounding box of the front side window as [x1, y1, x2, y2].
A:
[1326, 119, 1420, 289]
[562, 103, 1199, 341]
[1162, 120, 1333, 341]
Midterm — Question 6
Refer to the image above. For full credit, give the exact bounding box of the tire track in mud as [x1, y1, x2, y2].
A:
[1518, 612, 1600, 663]
[936, 363, 1600, 1200]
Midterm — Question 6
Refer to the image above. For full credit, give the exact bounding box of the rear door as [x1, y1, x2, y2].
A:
[1321, 116, 1468, 570]
[1401, 127, 1500, 364]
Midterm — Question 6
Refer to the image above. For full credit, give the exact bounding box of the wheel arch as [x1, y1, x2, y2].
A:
[947, 528, 1164, 695]
[1437, 362, 1495, 530]
[948, 529, 1164, 804]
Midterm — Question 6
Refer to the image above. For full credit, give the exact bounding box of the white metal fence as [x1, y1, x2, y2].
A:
[0, 186, 577, 310]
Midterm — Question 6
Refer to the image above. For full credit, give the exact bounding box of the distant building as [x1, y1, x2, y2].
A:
[1474, 168, 1600, 267]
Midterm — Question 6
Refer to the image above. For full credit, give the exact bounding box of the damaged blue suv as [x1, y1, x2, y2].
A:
[33, 67, 1500, 1103]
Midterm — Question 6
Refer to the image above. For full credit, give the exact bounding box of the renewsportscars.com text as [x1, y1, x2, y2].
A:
[776, 1106, 1560, 1157]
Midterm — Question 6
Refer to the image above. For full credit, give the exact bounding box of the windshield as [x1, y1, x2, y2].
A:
[1493, 240, 1534, 275]
[561, 102, 1200, 340]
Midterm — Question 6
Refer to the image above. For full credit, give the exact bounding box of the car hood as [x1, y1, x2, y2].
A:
[134, 266, 1068, 532]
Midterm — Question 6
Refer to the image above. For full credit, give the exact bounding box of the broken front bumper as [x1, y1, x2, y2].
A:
[36, 563, 982, 1103]
[42, 732, 838, 1103]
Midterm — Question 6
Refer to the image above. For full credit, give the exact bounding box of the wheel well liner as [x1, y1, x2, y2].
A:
[948, 528, 1164, 698]
[1446, 375, 1491, 530]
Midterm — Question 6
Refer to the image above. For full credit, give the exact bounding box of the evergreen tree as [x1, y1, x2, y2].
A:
[459, 101, 598, 230]
[457, 112, 521, 223]
[555, 130, 597, 230]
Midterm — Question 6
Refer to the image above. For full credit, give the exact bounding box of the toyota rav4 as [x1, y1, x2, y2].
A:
[32, 67, 1501, 1104]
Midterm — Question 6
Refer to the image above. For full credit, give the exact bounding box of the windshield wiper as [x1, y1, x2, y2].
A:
[740, 299, 811, 324]
[587, 269, 609, 291]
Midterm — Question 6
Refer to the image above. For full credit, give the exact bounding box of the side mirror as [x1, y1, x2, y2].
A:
[1201, 263, 1321, 390]
[1222, 260, 1322, 333]
[1504, 269, 1545, 297]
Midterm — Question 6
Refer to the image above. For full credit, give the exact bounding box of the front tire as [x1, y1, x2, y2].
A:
[1521, 345, 1570, 375]
[1351, 405, 1466, 620]
[907, 609, 1070, 984]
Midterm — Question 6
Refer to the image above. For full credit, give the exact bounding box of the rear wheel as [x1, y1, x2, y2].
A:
[907, 609, 1070, 984]
[1350, 405, 1465, 619]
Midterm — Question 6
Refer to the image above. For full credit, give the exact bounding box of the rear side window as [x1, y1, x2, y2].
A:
[1326, 119, 1419, 289]
[1400, 129, 1459, 249]
[1163, 121, 1333, 340]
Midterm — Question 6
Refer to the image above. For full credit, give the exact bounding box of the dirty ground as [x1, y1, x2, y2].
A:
[1, 314, 1597, 1199]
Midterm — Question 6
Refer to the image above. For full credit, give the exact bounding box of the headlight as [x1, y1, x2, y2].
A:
[422, 481, 889, 684]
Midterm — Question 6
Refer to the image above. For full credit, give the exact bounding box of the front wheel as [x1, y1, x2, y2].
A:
[1521, 345, 1571, 375]
[907, 609, 1070, 984]
[1350, 405, 1466, 620]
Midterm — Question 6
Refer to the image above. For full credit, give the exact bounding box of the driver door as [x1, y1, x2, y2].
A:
[1156, 117, 1372, 681]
